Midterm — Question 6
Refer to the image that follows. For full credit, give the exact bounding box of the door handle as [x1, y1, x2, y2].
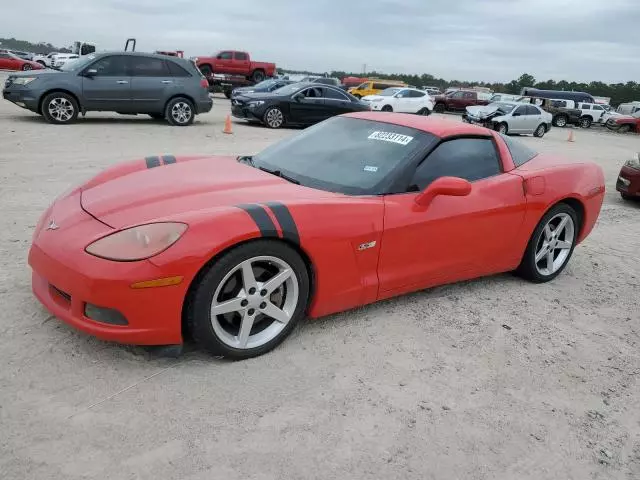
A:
[116, 80, 129, 84]
[161, 80, 173, 84]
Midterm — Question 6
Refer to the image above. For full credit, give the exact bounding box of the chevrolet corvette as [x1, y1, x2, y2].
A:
[29, 113, 605, 359]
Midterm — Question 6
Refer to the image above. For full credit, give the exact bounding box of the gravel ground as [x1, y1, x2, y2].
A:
[1, 73, 639, 480]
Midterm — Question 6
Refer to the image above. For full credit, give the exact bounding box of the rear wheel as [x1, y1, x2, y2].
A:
[165, 97, 194, 126]
[417, 107, 431, 116]
[553, 115, 568, 127]
[516, 203, 579, 283]
[251, 70, 265, 83]
[434, 103, 445, 113]
[186, 240, 310, 359]
[533, 123, 546, 137]
[22, 63, 32, 71]
[579, 116, 592, 128]
[381, 105, 393, 112]
[41, 92, 79, 125]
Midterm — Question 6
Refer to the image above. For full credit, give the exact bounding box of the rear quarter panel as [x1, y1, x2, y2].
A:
[510, 157, 605, 248]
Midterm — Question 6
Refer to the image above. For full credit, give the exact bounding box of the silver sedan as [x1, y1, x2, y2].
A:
[464, 102, 553, 137]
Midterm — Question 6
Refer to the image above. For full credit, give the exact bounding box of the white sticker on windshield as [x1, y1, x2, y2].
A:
[363, 165, 378, 172]
[368, 131, 414, 146]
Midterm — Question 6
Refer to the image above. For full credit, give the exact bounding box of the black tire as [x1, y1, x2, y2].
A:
[579, 116, 592, 128]
[148, 113, 165, 120]
[553, 115, 568, 127]
[417, 107, 431, 116]
[618, 124, 631, 134]
[263, 106, 285, 129]
[434, 103, 445, 113]
[516, 203, 579, 283]
[224, 89, 232, 99]
[41, 92, 79, 125]
[165, 97, 195, 126]
[186, 240, 310, 359]
[22, 63, 32, 71]
[497, 122, 508, 135]
[381, 105, 393, 112]
[533, 123, 546, 138]
[251, 69, 265, 83]
[621, 193, 633, 200]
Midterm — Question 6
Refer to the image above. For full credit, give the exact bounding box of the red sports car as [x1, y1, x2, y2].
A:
[616, 153, 640, 200]
[29, 113, 605, 359]
[0, 51, 43, 71]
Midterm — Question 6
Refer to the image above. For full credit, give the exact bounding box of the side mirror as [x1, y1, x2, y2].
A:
[84, 68, 97, 77]
[414, 176, 472, 207]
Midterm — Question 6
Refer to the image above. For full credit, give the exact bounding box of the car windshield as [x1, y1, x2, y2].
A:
[272, 83, 305, 96]
[251, 117, 437, 195]
[60, 54, 96, 71]
[380, 88, 402, 97]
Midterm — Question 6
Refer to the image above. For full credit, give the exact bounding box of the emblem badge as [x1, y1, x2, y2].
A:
[46, 220, 59, 231]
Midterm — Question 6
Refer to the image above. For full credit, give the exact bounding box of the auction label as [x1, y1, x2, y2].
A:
[368, 131, 413, 146]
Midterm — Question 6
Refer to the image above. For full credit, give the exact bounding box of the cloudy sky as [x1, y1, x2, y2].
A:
[2, 0, 639, 83]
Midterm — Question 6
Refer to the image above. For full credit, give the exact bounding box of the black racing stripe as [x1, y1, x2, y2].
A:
[264, 202, 300, 245]
[162, 155, 176, 165]
[145, 156, 161, 168]
[236, 204, 278, 238]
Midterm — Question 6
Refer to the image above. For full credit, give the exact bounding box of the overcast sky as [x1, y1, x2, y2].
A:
[1, 0, 639, 83]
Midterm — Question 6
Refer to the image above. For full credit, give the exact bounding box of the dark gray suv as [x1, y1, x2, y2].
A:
[2, 52, 213, 126]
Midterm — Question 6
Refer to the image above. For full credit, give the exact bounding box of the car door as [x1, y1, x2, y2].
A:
[81, 55, 132, 111]
[393, 89, 413, 112]
[288, 86, 329, 124]
[377, 136, 526, 296]
[448, 91, 465, 109]
[509, 104, 530, 133]
[406, 89, 429, 113]
[0, 53, 12, 70]
[526, 105, 544, 131]
[214, 51, 234, 74]
[233, 52, 250, 75]
[128, 55, 174, 113]
[462, 91, 476, 108]
[592, 104, 605, 122]
[322, 87, 356, 117]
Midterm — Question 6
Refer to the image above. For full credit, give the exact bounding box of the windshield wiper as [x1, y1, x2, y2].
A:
[258, 166, 300, 185]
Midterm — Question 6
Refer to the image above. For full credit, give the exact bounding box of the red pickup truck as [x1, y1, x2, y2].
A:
[195, 50, 276, 83]
[433, 90, 490, 113]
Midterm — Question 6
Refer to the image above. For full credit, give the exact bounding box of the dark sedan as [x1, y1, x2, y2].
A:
[231, 78, 295, 98]
[231, 82, 370, 128]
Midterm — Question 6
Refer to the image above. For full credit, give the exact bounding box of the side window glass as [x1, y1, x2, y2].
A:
[514, 105, 528, 115]
[234, 52, 248, 60]
[410, 139, 501, 191]
[324, 88, 348, 100]
[451, 91, 464, 98]
[410, 90, 426, 98]
[130, 57, 171, 77]
[463, 92, 475, 99]
[525, 105, 540, 115]
[88, 56, 128, 76]
[218, 52, 233, 60]
[166, 61, 191, 77]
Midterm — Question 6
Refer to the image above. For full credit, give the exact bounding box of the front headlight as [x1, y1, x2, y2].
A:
[625, 153, 640, 170]
[85, 222, 187, 261]
[13, 77, 37, 86]
[247, 101, 265, 108]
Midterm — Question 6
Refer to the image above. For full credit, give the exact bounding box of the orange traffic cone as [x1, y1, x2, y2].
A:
[223, 114, 233, 134]
[567, 129, 574, 142]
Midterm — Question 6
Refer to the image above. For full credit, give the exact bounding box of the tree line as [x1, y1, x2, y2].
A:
[0, 37, 71, 54]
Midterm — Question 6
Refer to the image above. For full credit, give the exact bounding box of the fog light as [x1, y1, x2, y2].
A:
[84, 303, 129, 325]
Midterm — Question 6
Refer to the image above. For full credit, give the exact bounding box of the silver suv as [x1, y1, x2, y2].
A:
[2, 52, 212, 126]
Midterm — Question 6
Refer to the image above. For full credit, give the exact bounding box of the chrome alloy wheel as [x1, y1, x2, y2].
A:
[48, 97, 74, 122]
[210, 256, 299, 349]
[171, 101, 192, 124]
[265, 108, 283, 128]
[534, 212, 575, 276]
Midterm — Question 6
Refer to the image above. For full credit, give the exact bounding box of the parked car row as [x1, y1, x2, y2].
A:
[0, 50, 44, 71]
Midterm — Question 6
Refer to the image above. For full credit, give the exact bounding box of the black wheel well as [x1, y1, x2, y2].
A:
[181, 238, 316, 339]
[165, 94, 197, 113]
[559, 198, 585, 230]
[38, 89, 81, 114]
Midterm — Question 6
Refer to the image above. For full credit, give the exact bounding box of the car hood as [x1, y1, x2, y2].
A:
[465, 104, 507, 120]
[8, 69, 59, 78]
[80, 156, 334, 229]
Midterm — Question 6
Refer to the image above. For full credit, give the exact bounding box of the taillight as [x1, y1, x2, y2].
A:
[200, 79, 209, 89]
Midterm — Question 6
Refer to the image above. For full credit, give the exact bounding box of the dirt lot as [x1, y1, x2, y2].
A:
[1, 72, 639, 480]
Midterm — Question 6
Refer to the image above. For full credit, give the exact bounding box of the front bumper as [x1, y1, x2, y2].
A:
[29, 192, 186, 345]
[616, 165, 640, 197]
[2, 87, 39, 111]
[231, 102, 263, 121]
[196, 96, 213, 114]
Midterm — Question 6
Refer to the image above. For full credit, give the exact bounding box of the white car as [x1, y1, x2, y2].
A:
[32, 52, 60, 68]
[51, 54, 80, 69]
[464, 102, 553, 137]
[576, 102, 607, 127]
[362, 87, 434, 115]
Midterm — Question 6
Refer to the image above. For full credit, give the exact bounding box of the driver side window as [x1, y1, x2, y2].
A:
[514, 105, 528, 116]
[409, 138, 501, 191]
[87, 56, 129, 76]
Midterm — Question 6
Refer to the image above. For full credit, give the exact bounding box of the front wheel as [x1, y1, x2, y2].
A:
[41, 92, 79, 124]
[186, 240, 310, 359]
[417, 107, 431, 116]
[22, 64, 33, 71]
[381, 105, 393, 112]
[497, 122, 508, 135]
[263, 107, 284, 128]
[434, 103, 445, 113]
[165, 97, 195, 126]
[516, 203, 579, 283]
[533, 124, 546, 138]
[618, 124, 631, 134]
